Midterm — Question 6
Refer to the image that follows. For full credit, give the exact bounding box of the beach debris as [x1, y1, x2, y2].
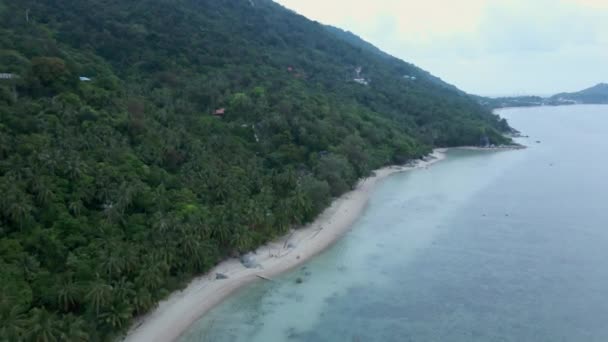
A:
[256, 274, 273, 281]
[216, 272, 228, 280]
[286, 242, 297, 249]
[536, 140, 541, 143]
[311, 227, 324, 239]
[240, 252, 261, 268]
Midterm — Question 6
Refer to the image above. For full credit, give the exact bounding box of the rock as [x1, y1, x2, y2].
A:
[240, 252, 260, 268]
[295, 277, 303, 284]
[286, 242, 297, 249]
[216, 273, 228, 280]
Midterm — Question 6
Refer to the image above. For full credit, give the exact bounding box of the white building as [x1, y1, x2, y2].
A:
[354, 78, 369, 86]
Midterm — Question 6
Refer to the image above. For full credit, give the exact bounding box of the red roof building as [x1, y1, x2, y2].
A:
[213, 108, 226, 116]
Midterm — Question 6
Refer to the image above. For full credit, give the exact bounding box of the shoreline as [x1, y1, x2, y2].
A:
[123, 149, 450, 342]
[455, 144, 526, 151]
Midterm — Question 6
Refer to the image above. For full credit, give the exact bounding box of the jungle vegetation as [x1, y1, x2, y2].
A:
[0, 0, 512, 340]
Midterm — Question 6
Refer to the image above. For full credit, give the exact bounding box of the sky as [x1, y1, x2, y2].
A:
[274, 0, 608, 96]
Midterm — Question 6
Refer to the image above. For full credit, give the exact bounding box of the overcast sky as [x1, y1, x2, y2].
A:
[275, 0, 608, 96]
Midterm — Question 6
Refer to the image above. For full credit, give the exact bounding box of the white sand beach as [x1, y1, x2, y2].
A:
[123, 149, 447, 342]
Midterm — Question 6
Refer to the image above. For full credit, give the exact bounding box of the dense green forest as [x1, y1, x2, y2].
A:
[0, 0, 512, 340]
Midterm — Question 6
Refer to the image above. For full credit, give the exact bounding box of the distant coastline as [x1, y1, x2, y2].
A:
[456, 144, 526, 151]
[476, 83, 608, 109]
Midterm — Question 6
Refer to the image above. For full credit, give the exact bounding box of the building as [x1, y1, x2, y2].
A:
[79, 76, 92, 81]
[353, 78, 369, 86]
[0, 73, 16, 80]
[213, 108, 226, 116]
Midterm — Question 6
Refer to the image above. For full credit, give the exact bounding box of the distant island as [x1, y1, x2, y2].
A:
[476, 83, 608, 109]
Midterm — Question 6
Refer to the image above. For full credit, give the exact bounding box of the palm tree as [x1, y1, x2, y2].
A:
[151, 211, 172, 236]
[132, 289, 154, 315]
[20, 255, 40, 282]
[65, 158, 85, 181]
[152, 245, 175, 266]
[31, 177, 54, 206]
[230, 227, 254, 253]
[292, 185, 312, 221]
[120, 247, 139, 275]
[56, 276, 82, 312]
[0, 303, 26, 341]
[100, 249, 124, 280]
[116, 181, 136, 214]
[0, 132, 10, 159]
[113, 278, 135, 302]
[68, 199, 84, 217]
[60, 315, 89, 342]
[180, 236, 214, 272]
[25, 308, 62, 342]
[210, 207, 232, 245]
[135, 263, 166, 293]
[152, 185, 170, 212]
[6, 195, 33, 230]
[85, 281, 112, 315]
[99, 302, 132, 329]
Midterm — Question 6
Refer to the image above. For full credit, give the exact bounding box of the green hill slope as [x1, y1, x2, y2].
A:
[0, 0, 511, 340]
[323, 25, 466, 94]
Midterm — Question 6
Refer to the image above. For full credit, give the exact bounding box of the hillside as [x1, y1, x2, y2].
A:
[324, 26, 393, 59]
[323, 25, 465, 94]
[0, 0, 512, 340]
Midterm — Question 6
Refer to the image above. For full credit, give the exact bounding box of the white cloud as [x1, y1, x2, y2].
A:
[275, 0, 608, 95]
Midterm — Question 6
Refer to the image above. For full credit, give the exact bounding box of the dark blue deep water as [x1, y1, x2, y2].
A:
[181, 105, 608, 342]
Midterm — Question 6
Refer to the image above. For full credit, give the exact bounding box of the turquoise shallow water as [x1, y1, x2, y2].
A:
[181, 105, 608, 342]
